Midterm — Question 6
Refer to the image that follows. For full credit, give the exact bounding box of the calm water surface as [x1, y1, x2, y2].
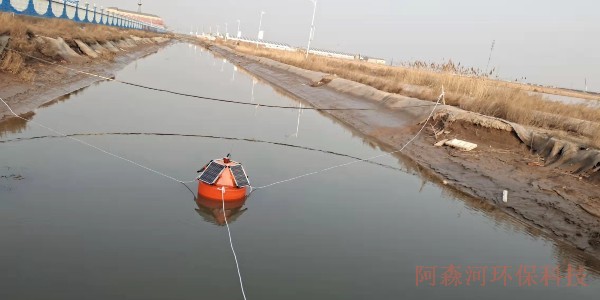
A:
[1, 43, 599, 299]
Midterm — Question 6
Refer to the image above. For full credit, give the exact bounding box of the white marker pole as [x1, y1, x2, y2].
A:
[305, 0, 318, 59]
[257, 11, 266, 46]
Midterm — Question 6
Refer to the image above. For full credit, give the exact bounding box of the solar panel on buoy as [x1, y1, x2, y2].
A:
[230, 165, 250, 187]
[197, 156, 250, 201]
[198, 161, 226, 184]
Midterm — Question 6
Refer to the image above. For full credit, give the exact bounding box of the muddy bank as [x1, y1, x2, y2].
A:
[0, 36, 171, 121]
[202, 43, 600, 259]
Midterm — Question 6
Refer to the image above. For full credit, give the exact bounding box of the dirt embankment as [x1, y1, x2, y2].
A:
[201, 42, 600, 262]
[0, 13, 172, 120]
[221, 40, 600, 149]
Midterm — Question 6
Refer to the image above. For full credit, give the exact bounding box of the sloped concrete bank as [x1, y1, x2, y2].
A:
[205, 43, 600, 261]
[0, 35, 172, 121]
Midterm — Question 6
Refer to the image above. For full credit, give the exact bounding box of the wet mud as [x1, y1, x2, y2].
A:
[205, 43, 600, 260]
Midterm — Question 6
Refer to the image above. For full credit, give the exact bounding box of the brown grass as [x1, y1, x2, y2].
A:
[0, 13, 161, 43]
[0, 12, 168, 78]
[227, 41, 600, 147]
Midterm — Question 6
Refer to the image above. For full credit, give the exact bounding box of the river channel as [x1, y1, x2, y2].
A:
[1, 43, 599, 299]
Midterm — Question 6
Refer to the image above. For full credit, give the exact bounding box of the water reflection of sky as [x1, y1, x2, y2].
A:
[0, 43, 599, 299]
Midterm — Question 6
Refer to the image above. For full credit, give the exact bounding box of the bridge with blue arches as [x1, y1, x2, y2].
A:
[0, 0, 165, 33]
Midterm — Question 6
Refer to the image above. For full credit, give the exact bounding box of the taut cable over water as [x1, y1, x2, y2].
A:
[0, 132, 406, 173]
[2, 47, 435, 112]
[220, 187, 248, 300]
[1, 85, 444, 190]
[0, 97, 196, 184]
[252, 89, 445, 190]
[1, 47, 443, 298]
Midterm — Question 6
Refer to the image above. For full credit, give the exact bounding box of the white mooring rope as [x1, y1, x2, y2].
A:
[252, 88, 445, 190]
[0, 97, 196, 184]
[2, 83, 444, 189]
[1, 96, 250, 296]
[220, 187, 248, 300]
[4, 47, 388, 112]
[2, 73, 443, 300]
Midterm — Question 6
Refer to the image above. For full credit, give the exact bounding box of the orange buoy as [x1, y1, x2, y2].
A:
[196, 155, 250, 201]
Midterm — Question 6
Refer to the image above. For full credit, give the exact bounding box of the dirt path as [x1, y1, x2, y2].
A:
[206, 44, 600, 263]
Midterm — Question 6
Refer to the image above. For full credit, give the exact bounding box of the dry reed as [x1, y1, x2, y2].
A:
[0, 12, 166, 78]
[227, 41, 600, 147]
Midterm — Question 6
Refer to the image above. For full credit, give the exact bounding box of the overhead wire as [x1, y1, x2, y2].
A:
[2, 44, 445, 300]
[0, 44, 445, 190]
[252, 89, 445, 190]
[1, 44, 446, 190]
[0, 132, 407, 173]
[3, 47, 438, 112]
[0, 97, 196, 184]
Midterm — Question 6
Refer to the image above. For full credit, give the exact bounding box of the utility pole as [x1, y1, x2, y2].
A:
[485, 39, 496, 75]
[305, 0, 318, 59]
[257, 11, 266, 47]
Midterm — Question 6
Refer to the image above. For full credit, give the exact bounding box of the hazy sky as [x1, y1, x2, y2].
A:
[98, 0, 598, 91]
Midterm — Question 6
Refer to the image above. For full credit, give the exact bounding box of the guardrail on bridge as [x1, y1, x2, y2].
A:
[0, 0, 165, 33]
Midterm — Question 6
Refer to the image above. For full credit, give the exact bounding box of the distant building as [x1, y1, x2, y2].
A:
[367, 57, 386, 65]
[106, 7, 166, 29]
[309, 48, 355, 60]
